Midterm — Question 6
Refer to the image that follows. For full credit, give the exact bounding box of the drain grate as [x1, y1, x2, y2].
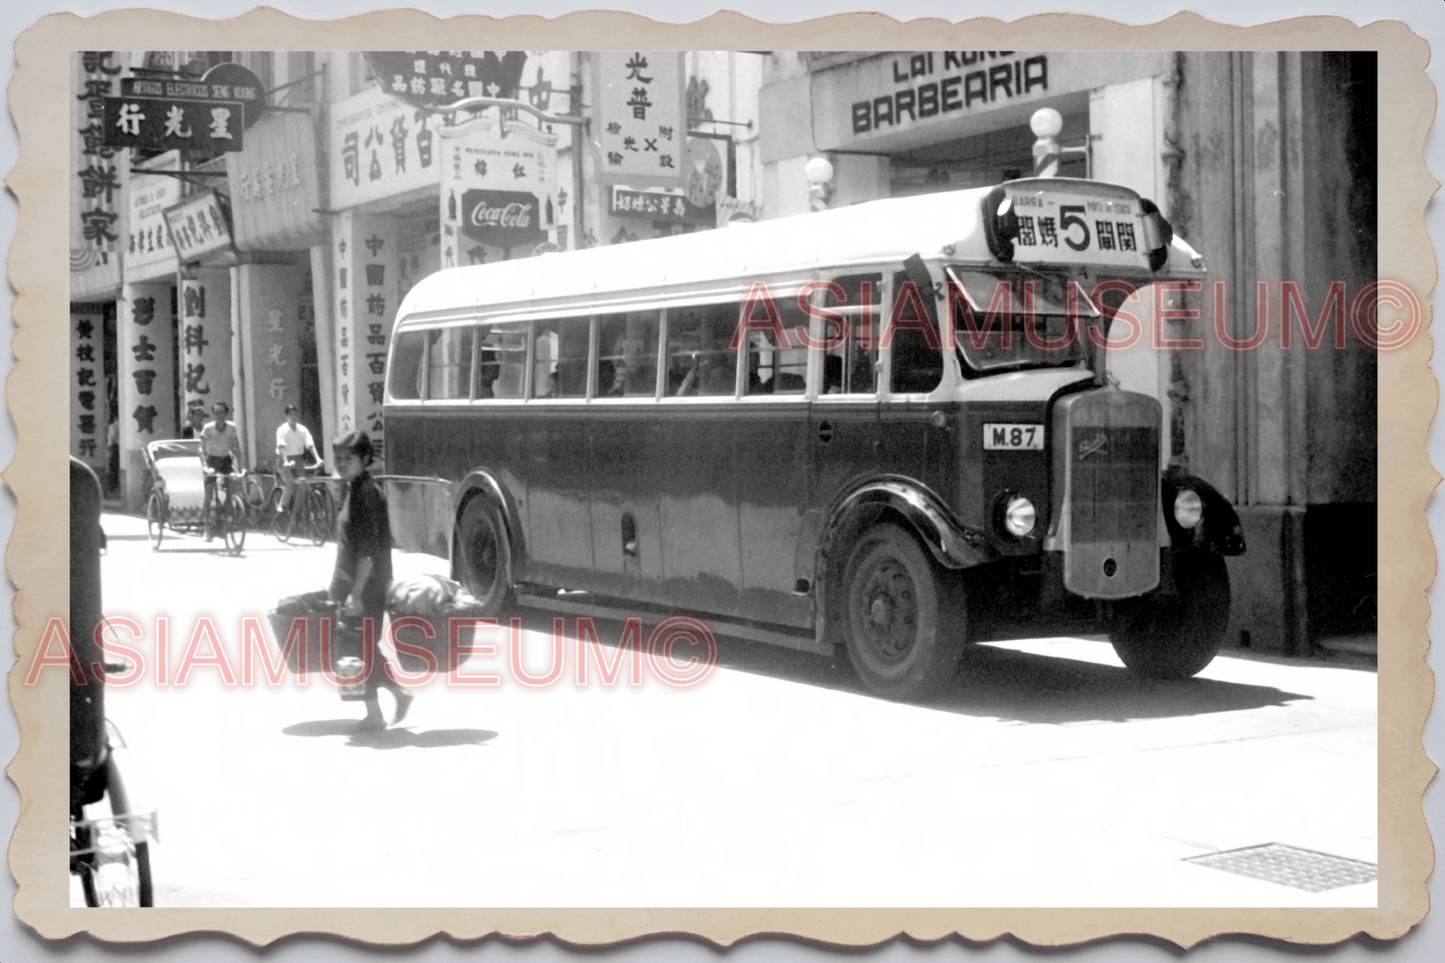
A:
[1184, 843, 1377, 892]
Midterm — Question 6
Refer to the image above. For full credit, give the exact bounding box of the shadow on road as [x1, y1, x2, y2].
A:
[282, 718, 498, 749]
[510, 608, 1311, 725]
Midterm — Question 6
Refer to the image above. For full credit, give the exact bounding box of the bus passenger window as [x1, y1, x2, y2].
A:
[819, 273, 881, 395]
[388, 330, 426, 401]
[480, 321, 528, 399]
[532, 316, 591, 398]
[888, 270, 942, 394]
[425, 326, 474, 400]
[668, 303, 737, 397]
[744, 294, 807, 396]
[597, 310, 660, 397]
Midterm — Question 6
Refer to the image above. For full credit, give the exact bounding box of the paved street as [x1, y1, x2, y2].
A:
[84, 510, 1377, 909]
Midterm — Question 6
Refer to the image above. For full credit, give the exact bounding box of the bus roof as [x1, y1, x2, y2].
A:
[396, 179, 1202, 324]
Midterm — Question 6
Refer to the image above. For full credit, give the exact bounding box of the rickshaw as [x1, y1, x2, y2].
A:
[143, 438, 248, 553]
[71, 458, 156, 906]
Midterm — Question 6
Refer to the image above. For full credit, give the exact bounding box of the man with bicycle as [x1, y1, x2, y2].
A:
[274, 404, 320, 515]
[199, 400, 245, 542]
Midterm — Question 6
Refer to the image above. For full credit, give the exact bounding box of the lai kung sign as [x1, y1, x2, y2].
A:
[163, 190, 233, 262]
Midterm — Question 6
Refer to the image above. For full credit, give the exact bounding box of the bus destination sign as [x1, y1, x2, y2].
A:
[1001, 186, 1152, 271]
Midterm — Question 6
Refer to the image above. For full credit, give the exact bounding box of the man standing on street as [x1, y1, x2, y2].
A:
[274, 404, 319, 514]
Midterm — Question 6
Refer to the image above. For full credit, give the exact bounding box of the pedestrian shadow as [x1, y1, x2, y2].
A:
[282, 718, 497, 749]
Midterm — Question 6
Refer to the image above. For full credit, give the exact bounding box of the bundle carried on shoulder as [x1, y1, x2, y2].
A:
[386, 574, 493, 674]
[267, 589, 345, 674]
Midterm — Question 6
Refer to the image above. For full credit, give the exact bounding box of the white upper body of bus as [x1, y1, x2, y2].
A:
[392, 178, 1204, 330]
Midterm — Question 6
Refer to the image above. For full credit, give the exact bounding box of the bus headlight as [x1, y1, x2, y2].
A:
[1003, 495, 1036, 537]
[1173, 489, 1203, 529]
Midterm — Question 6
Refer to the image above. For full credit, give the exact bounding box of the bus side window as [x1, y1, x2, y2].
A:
[821, 273, 881, 395]
[598, 310, 660, 397]
[389, 329, 426, 401]
[426, 326, 474, 400]
[668, 303, 737, 397]
[745, 294, 807, 396]
[481, 321, 529, 399]
[532, 316, 591, 398]
[888, 269, 942, 394]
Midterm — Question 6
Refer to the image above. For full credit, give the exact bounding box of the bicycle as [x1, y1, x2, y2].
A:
[71, 457, 156, 907]
[203, 468, 248, 553]
[71, 718, 156, 907]
[267, 465, 336, 546]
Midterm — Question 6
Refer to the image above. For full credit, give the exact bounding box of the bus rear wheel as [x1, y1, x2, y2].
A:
[841, 523, 964, 701]
[456, 497, 512, 613]
[1109, 549, 1230, 680]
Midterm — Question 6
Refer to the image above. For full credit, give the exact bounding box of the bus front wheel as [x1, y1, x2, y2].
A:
[841, 523, 964, 701]
[456, 497, 512, 613]
[1109, 550, 1230, 680]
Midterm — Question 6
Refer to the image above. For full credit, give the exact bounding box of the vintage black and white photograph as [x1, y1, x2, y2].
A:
[5, 5, 1436, 952]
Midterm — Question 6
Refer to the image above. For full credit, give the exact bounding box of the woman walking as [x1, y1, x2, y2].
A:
[330, 430, 413, 729]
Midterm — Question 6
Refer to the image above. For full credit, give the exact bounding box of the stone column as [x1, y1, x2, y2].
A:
[236, 263, 307, 470]
[118, 281, 176, 509]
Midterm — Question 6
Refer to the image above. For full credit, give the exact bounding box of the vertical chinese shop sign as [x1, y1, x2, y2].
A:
[332, 212, 399, 464]
[72, 52, 122, 270]
[71, 307, 109, 472]
[592, 52, 686, 189]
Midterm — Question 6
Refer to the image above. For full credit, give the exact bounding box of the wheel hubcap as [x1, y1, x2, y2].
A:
[859, 560, 918, 664]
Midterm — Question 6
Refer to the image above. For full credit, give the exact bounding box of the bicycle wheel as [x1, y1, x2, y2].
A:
[224, 494, 247, 552]
[305, 486, 334, 546]
[266, 487, 293, 542]
[243, 475, 268, 530]
[145, 493, 164, 551]
[72, 754, 153, 907]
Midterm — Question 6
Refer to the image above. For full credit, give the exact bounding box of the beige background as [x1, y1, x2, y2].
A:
[3, 0, 1440, 958]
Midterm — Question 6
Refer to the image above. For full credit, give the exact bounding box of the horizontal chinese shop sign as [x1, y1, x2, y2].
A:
[102, 96, 244, 152]
[609, 185, 712, 225]
[364, 50, 529, 110]
[120, 62, 265, 128]
[226, 109, 324, 251]
[163, 190, 233, 262]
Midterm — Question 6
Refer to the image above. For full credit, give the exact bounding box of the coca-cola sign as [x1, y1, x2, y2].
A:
[460, 189, 545, 247]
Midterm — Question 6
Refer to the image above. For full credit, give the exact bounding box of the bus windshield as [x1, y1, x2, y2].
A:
[946, 267, 1098, 373]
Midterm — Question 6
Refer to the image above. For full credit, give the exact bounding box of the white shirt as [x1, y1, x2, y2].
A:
[275, 421, 315, 458]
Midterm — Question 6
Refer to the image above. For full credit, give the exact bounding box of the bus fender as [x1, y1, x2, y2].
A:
[822, 480, 996, 573]
[1161, 466, 1246, 556]
[452, 470, 527, 576]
